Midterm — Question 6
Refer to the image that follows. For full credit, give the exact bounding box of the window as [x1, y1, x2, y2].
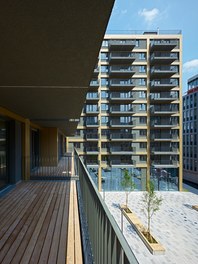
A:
[101, 104, 109, 111]
[140, 117, 147, 124]
[101, 116, 109, 124]
[101, 78, 109, 87]
[140, 142, 147, 149]
[101, 65, 108, 73]
[139, 53, 146, 60]
[101, 91, 108, 99]
[138, 79, 146, 86]
[139, 66, 146, 73]
[139, 104, 146, 111]
[140, 155, 147, 161]
[102, 40, 108, 47]
[100, 52, 108, 61]
[139, 91, 146, 98]
[140, 130, 147, 136]
[135, 40, 139, 47]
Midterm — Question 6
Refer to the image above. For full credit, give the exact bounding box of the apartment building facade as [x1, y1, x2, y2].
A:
[68, 31, 183, 191]
[183, 74, 198, 185]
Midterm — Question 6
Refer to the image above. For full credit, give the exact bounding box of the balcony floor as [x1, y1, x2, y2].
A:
[0, 181, 82, 264]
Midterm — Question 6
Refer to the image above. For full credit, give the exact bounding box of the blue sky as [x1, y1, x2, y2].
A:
[107, 0, 198, 94]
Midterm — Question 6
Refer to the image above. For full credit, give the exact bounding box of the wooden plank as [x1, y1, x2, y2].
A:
[73, 182, 83, 264]
[18, 183, 60, 264]
[0, 185, 39, 250]
[0, 182, 53, 264]
[48, 182, 68, 264]
[29, 183, 62, 264]
[66, 181, 75, 264]
[0, 182, 34, 225]
[57, 183, 70, 264]
[36, 183, 64, 264]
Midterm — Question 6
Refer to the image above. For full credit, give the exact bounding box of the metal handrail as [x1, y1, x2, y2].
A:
[74, 149, 139, 264]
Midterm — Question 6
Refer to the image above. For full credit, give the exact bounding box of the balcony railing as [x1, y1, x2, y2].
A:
[109, 66, 135, 76]
[150, 66, 178, 77]
[110, 79, 135, 88]
[74, 149, 139, 264]
[109, 52, 136, 63]
[150, 40, 178, 51]
[150, 80, 178, 88]
[86, 134, 99, 140]
[108, 40, 136, 51]
[150, 52, 178, 64]
[110, 133, 133, 140]
[150, 93, 179, 101]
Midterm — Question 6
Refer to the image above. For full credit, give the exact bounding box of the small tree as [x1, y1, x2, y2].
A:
[141, 180, 163, 242]
[121, 169, 136, 208]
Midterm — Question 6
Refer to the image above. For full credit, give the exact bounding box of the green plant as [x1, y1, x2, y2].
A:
[121, 169, 136, 208]
[141, 180, 163, 242]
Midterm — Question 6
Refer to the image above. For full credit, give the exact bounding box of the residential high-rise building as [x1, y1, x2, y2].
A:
[183, 74, 198, 185]
[68, 31, 183, 191]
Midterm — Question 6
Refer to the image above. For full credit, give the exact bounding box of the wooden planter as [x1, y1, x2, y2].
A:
[192, 205, 198, 212]
[120, 205, 165, 255]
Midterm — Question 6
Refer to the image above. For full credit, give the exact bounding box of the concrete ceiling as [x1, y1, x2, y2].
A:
[0, 0, 115, 135]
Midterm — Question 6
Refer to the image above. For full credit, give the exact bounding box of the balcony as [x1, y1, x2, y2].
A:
[109, 66, 135, 77]
[86, 121, 99, 127]
[86, 93, 99, 102]
[108, 40, 136, 51]
[151, 146, 179, 154]
[150, 40, 178, 51]
[110, 92, 133, 102]
[110, 146, 135, 154]
[150, 134, 179, 141]
[85, 108, 99, 114]
[110, 120, 134, 127]
[86, 133, 99, 141]
[85, 147, 99, 154]
[150, 66, 178, 77]
[89, 80, 99, 89]
[109, 52, 136, 64]
[150, 52, 178, 64]
[150, 93, 179, 103]
[150, 80, 178, 91]
[151, 159, 179, 167]
[110, 79, 135, 89]
[110, 159, 135, 166]
[150, 106, 179, 115]
[151, 121, 179, 128]
[110, 133, 133, 141]
[110, 106, 135, 115]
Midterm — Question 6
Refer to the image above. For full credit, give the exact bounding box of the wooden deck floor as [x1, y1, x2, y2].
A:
[0, 181, 82, 264]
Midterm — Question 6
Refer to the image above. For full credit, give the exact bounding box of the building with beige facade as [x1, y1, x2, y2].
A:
[68, 30, 183, 191]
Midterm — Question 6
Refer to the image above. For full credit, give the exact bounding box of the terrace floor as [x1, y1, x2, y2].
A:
[0, 180, 82, 264]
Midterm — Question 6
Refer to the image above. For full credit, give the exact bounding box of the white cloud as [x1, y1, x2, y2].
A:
[183, 59, 198, 72]
[138, 8, 159, 23]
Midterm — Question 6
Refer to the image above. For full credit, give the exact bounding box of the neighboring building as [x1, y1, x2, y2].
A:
[68, 30, 183, 191]
[183, 74, 198, 185]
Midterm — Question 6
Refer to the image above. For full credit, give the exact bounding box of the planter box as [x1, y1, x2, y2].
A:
[120, 205, 165, 255]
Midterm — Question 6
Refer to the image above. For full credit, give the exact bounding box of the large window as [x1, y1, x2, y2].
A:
[0, 119, 8, 189]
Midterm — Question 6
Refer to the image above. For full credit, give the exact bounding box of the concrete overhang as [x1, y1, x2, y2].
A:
[0, 0, 115, 135]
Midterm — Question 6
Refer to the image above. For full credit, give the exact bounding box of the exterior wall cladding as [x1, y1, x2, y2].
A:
[183, 74, 198, 185]
[68, 31, 183, 191]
